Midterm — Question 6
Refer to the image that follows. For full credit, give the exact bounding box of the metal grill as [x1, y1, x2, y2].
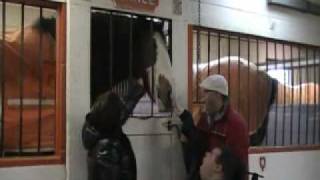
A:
[191, 26, 320, 146]
[90, 8, 172, 118]
[0, 2, 57, 157]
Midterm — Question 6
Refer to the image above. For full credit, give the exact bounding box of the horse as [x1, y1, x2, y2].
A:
[1, 12, 175, 151]
[91, 11, 174, 113]
[0, 18, 56, 151]
[193, 56, 277, 145]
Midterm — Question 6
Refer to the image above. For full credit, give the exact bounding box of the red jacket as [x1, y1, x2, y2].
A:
[196, 105, 249, 166]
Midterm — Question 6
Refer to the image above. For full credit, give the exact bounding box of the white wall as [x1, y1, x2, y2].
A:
[188, 0, 320, 46]
[66, 0, 188, 180]
[250, 150, 320, 180]
[0, 165, 66, 180]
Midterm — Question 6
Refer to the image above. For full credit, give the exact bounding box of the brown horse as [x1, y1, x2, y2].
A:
[1, 22, 56, 151]
[1, 14, 175, 151]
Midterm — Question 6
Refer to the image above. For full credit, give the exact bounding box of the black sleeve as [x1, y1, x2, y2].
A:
[179, 110, 208, 180]
[82, 121, 100, 150]
[179, 110, 197, 139]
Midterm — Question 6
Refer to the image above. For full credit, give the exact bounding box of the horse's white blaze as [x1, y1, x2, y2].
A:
[153, 32, 175, 111]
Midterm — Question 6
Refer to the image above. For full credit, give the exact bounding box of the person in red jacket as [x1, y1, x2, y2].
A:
[174, 75, 249, 180]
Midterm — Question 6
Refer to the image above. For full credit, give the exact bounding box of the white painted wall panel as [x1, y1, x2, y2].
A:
[0, 165, 66, 180]
[249, 151, 320, 180]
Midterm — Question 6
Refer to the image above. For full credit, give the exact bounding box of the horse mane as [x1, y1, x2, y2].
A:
[32, 17, 56, 39]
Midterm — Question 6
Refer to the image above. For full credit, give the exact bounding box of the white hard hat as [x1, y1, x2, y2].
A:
[199, 74, 228, 96]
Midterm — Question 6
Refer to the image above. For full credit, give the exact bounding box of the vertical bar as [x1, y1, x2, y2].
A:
[0, 1, 6, 156]
[313, 48, 317, 144]
[247, 37, 250, 132]
[238, 36, 241, 110]
[188, 26, 194, 110]
[129, 16, 133, 82]
[218, 32, 220, 74]
[256, 39, 260, 138]
[168, 21, 172, 63]
[228, 33, 230, 97]
[37, 8, 43, 153]
[109, 13, 113, 87]
[306, 48, 309, 144]
[290, 45, 294, 145]
[150, 20, 154, 116]
[298, 46, 302, 144]
[19, 4, 25, 154]
[282, 43, 286, 146]
[274, 42, 278, 146]
[318, 49, 320, 144]
[207, 31, 210, 76]
[196, 29, 200, 103]
[265, 40, 269, 145]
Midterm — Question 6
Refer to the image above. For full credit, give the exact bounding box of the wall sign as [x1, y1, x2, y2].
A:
[173, 0, 182, 15]
[114, 0, 159, 12]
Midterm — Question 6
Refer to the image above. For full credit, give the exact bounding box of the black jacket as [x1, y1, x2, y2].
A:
[179, 110, 208, 180]
[82, 82, 144, 180]
[82, 122, 136, 180]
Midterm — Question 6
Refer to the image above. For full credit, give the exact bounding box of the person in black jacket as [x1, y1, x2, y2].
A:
[82, 82, 145, 180]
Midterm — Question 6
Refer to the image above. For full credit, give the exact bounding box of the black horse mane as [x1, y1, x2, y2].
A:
[32, 17, 56, 39]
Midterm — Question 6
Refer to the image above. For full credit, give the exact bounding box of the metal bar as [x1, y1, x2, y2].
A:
[318, 49, 320, 144]
[247, 37, 250, 132]
[196, 29, 200, 103]
[19, 4, 25, 154]
[274, 42, 278, 146]
[129, 16, 133, 82]
[218, 32, 220, 74]
[313, 48, 317, 144]
[207, 31, 210, 76]
[265, 40, 269, 145]
[238, 36, 240, 111]
[306, 48, 309, 144]
[109, 13, 113, 87]
[0, 1, 6, 156]
[256, 39, 260, 139]
[168, 21, 172, 63]
[290, 45, 294, 145]
[282, 43, 286, 146]
[267, 64, 319, 70]
[228, 33, 230, 97]
[168, 21, 173, 117]
[258, 58, 313, 66]
[298, 46, 302, 144]
[150, 20, 154, 116]
[191, 26, 320, 50]
[37, 8, 43, 153]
